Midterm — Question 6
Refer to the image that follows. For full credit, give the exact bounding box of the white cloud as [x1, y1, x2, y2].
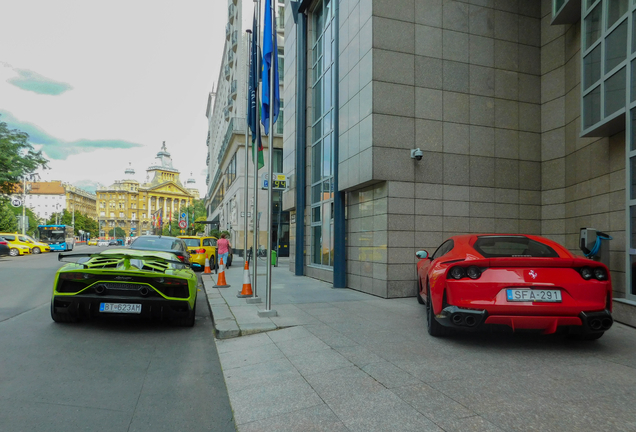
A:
[0, 0, 225, 196]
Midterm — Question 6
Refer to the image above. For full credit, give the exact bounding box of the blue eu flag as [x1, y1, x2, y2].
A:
[261, 0, 279, 135]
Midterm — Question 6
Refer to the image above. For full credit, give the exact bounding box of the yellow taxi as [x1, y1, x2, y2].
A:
[177, 236, 217, 271]
[0, 234, 32, 257]
[87, 238, 98, 246]
[19, 234, 51, 254]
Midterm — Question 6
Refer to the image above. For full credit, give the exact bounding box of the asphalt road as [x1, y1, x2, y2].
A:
[0, 245, 236, 432]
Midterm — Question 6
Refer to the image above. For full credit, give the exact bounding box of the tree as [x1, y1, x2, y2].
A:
[0, 200, 18, 232]
[108, 227, 126, 238]
[0, 116, 49, 195]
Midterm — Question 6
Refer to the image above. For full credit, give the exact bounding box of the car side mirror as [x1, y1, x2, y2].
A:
[415, 250, 429, 260]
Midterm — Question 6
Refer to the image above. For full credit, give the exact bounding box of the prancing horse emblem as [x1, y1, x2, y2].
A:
[528, 270, 537, 279]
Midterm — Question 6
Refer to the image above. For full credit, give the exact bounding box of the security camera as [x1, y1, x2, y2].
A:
[410, 148, 423, 161]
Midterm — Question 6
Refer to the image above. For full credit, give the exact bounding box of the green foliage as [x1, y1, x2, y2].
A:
[0, 199, 18, 232]
[7, 201, 39, 236]
[0, 116, 49, 195]
[108, 227, 126, 238]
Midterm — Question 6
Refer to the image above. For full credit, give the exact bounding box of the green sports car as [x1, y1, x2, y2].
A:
[51, 249, 198, 326]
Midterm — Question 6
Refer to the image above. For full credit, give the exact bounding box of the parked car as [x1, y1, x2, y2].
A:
[0, 233, 38, 254]
[19, 234, 51, 253]
[0, 238, 10, 257]
[416, 234, 613, 340]
[87, 239, 98, 246]
[97, 239, 109, 247]
[0, 235, 32, 256]
[177, 235, 219, 271]
[51, 249, 197, 326]
[108, 239, 118, 246]
[129, 235, 191, 265]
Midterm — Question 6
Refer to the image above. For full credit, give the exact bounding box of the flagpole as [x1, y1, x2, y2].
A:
[244, 29, 251, 268]
[249, 0, 262, 304]
[259, 0, 276, 317]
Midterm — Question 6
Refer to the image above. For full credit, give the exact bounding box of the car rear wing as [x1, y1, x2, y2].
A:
[58, 252, 186, 267]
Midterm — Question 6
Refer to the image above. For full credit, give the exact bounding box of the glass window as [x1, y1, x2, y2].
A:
[585, 4, 602, 49]
[312, 225, 322, 264]
[631, 157, 636, 199]
[605, 20, 627, 72]
[632, 109, 636, 151]
[584, 45, 602, 89]
[607, 0, 628, 28]
[633, 10, 636, 53]
[604, 67, 626, 116]
[473, 236, 559, 258]
[631, 206, 636, 248]
[583, 86, 601, 128]
[554, 0, 567, 13]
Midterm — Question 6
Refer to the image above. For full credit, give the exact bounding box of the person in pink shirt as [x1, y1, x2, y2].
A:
[217, 233, 231, 267]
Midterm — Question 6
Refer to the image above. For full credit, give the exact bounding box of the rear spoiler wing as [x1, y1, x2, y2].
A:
[58, 252, 185, 267]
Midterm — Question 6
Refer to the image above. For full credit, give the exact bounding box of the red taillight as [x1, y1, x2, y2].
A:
[177, 255, 186, 262]
[59, 273, 90, 280]
[0, 241, 7, 245]
[196, 248, 205, 254]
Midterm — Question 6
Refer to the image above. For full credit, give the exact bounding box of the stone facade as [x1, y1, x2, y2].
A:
[283, 0, 635, 320]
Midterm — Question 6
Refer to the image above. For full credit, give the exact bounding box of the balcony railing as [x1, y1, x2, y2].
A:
[230, 80, 237, 100]
[227, 50, 234, 67]
[224, 64, 230, 81]
[226, 22, 231, 41]
[231, 31, 238, 52]
[218, 117, 245, 164]
[228, 3, 235, 23]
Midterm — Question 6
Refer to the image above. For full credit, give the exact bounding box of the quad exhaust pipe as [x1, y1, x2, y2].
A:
[438, 306, 487, 329]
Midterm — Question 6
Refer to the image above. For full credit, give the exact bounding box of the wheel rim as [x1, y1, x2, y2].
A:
[33, 248, 40, 254]
[10, 249, 18, 256]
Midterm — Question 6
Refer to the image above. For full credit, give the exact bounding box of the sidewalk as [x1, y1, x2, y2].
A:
[202, 257, 636, 432]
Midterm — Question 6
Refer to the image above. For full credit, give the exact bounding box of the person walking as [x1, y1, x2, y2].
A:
[217, 233, 231, 268]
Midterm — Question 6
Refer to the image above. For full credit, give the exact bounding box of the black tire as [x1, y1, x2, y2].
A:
[416, 280, 425, 305]
[173, 302, 196, 327]
[426, 285, 446, 337]
[33, 247, 41, 254]
[50, 301, 78, 323]
[9, 248, 19, 257]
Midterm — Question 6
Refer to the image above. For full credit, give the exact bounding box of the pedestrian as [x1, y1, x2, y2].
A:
[217, 233, 231, 268]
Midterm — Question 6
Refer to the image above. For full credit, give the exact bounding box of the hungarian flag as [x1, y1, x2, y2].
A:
[261, 0, 280, 135]
[168, 212, 172, 234]
[248, 9, 264, 170]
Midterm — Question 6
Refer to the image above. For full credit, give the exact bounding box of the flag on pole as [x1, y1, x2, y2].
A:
[261, 0, 280, 136]
[248, 10, 265, 170]
[168, 211, 172, 234]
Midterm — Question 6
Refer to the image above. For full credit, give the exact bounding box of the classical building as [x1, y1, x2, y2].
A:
[281, 0, 636, 325]
[96, 143, 195, 238]
[21, 181, 96, 222]
[63, 183, 97, 220]
[205, 0, 287, 256]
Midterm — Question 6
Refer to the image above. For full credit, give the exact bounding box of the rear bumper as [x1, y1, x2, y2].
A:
[52, 295, 194, 320]
[435, 306, 613, 334]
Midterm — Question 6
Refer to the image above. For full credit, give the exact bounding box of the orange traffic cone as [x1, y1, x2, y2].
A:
[214, 257, 230, 288]
[237, 260, 253, 298]
[204, 254, 212, 274]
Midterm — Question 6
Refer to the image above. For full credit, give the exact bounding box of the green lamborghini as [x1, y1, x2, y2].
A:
[51, 249, 198, 326]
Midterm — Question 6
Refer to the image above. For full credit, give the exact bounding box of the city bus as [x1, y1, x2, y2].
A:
[37, 225, 75, 251]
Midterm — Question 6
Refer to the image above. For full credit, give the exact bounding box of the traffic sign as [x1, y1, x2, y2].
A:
[10, 197, 22, 208]
[261, 173, 287, 190]
[180, 212, 186, 219]
[178, 220, 187, 229]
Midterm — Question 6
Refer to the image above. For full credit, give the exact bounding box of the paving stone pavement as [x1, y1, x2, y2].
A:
[203, 257, 636, 432]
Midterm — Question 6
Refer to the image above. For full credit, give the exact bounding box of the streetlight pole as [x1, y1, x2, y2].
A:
[22, 176, 27, 235]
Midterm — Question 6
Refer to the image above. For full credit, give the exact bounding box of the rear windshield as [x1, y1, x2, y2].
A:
[131, 237, 181, 251]
[182, 238, 201, 247]
[473, 236, 559, 258]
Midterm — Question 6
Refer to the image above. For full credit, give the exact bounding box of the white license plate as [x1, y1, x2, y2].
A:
[506, 289, 562, 303]
[99, 303, 142, 314]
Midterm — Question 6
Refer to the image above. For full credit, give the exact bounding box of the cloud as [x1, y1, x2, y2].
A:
[70, 180, 100, 194]
[0, 110, 142, 160]
[7, 68, 73, 95]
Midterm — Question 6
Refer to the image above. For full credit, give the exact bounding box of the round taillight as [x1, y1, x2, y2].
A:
[197, 248, 206, 254]
[580, 267, 593, 280]
[449, 266, 465, 280]
[466, 266, 481, 279]
[593, 267, 607, 281]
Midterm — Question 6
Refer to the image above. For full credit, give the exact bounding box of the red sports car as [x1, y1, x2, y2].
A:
[416, 234, 613, 340]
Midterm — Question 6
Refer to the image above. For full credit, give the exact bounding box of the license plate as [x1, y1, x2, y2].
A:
[99, 303, 142, 313]
[506, 289, 562, 302]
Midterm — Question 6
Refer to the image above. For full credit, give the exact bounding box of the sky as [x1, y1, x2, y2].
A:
[0, 0, 226, 195]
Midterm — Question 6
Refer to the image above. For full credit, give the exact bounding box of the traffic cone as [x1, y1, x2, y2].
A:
[237, 260, 253, 298]
[214, 257, 230, 288]
[204, 254, 212, 274]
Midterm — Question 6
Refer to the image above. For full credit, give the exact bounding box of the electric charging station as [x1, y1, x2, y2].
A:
[580, 228, 612, 267]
